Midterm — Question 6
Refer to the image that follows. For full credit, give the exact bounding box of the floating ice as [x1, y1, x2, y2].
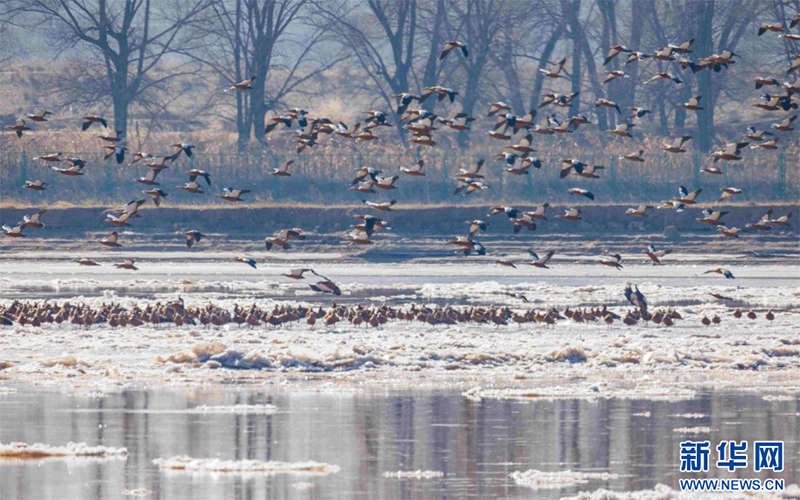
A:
[464, 385, 696, 402]
[510, 469, 618, 490]
[0, 441, 128, 460]
[673, 426, 714, 434]
[153, 456, 340, 475]
[291, 483, 315, 489]
[188, 404, 278, 414]
[121, 489, 151, 497]
[383, 470, 444, 479]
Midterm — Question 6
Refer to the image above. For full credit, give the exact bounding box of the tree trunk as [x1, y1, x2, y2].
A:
[420, 0, 445, 112]
[112, 57, 129, 136]
[567, 0, 582, 119]
[598, 0, 617, 128]
[578, 29, 608, 133]
[113, 94, 129, 138]
[252, 56, 269, 147]
[457, 69, 481, 147]
[529, 21, 565, 109]
[694, 0, 715, 152]
[622, 0, 646, 117]
[498, 37, 525, 113]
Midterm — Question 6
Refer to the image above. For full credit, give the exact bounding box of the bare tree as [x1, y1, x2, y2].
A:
[3, 0, 211, 136]
[184, 0, 341, 150]
[444, 0, 515, 146]
[315, 0, 420, 114]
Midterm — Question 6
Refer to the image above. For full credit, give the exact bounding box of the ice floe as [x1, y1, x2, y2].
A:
[509, 469, 619, 490]
[383, 470, 445, 479]
[0, 441, 128, 460]
[153, 456, 340, 475]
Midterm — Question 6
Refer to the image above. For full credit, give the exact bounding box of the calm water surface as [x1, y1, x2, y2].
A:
[0, 387, 798, 499]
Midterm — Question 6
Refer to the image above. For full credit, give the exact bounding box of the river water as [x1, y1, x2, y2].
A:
[0, 387, 797, 499]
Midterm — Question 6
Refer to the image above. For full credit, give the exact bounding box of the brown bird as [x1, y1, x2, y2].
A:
[604, 44, 632, 65]
[81, 115, 108, 131]
[20, 210, 46, 229]
[754, 77, 780, 90]
[401, 160, 425, 176]
[710, 142, 747, 162]
[2, 224, 24, 237]
[23, 180, 48, 191]
[136, 169, 161, 186]
[508, 133, 536, 153]
[539, 58, 567, 78]
[595, 98, 621, 115]
[701, 166, 724, 175]
[234, 256, 257, 269]
[183, 230, 205, 248]
[710, 293, 734, 301]
[97, 130, 124, 142]
[270, 160, 294, 177]
[746, 209, 773, 231]
[555, 208, 582, 221]
[620, 150, 645, 162]
[216, 188, 250, 202]
[704, 268, 735, 279]
[440, 40, 468, 59]
[626, 205, 650, 217]
[758, 22, 783, 36]
[769, 211, 792, 227]
[696, 209, 729, 226]
[73, 258, 100, 266]
[527, 250, 555, 268]
[50, 163, 84, 176]
[264, 228, 304, 250]
[456, 159, 486, 180]
[224, 76, 256, 92]
[487, 102, 512, 116]
[142, 189, 168, 206]
[102, 145, 128, 164]
[603, 70, 629, 84]
[33, 153, 62, 163]
[27, 110, 53, 122]
[662, 136, 692, 153]
[283, 268, 314, 279]
[678, 95, 703, 111]
[99, 231, 122, 248]
[751, 138, 779, 150]
[607, 123, 635, 138]
[674, 186, 702, 204]
[718, 187, 742, 202]
[596, 252, 623, 270]
[772, 115, 797, 132]
[114, 259, 138, 271]
[362, 199, 396, 211]
[716, 226, 741, 238]
[643, 244, 671, 265]
[8, 119, 30, 138]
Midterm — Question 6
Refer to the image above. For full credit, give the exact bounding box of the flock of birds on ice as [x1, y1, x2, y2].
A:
[2, 28, 797, 328]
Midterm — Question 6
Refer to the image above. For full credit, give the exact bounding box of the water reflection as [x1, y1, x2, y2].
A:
[0, 388, 797, 499]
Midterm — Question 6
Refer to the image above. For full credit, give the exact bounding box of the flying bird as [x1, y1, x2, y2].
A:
[440, 40, 468, 59]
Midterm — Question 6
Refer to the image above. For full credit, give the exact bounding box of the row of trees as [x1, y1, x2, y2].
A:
[0, 0, 794, 152]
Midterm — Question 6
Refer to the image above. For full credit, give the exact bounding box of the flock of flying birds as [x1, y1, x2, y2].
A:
[1, 29, 796, 303]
